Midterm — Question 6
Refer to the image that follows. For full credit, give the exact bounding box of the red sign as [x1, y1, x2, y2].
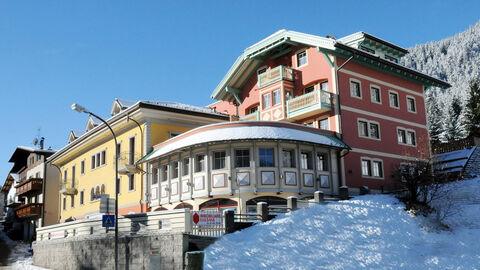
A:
[193, 212, 200, 224]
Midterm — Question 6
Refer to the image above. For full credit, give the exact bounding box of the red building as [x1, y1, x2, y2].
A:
[209, 30, 450, 193]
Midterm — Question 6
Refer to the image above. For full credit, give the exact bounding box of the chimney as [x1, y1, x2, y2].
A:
[40, 137, 45, 150]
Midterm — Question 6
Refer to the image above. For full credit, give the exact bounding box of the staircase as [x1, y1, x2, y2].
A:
[463, 146, 480, 178]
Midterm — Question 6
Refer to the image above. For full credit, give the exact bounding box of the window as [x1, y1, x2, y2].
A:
[91, 150, 106, 169]
[195, 154, 205, 172]
[90, 188, 94, 201]
[36, 155, 41, 161]
[116, 143, 121, 156]
[370, 86, 381, 103]
[35, 172, 40, 178]
[162, 165, 168, 181]
[63, 197, 66, 210]
[350, 80, 362, 98]
[316, 153, 328, 171]
[128, 175, 135, 191]
[259, 148, 274, 167]
[397, 127, 416, 146]
[152, 168, 159, 185]
[235, 149, 250, 168]
[213, 151, 226, 170]
[248, 105, 259, 114]
[318, 118, 329, 130]
[257, 66, 267, 75]
[182, 158, 190, 176]
[172, 161, 179, 178]
[407, 96, 416, 113]
[300, 152, 313, 170]
[389, 91, 399, 108]
[273, 90, 281, 105]
[72, 165, 76, 187]
[80, 160, 85, 175]
[358, 119, 380, 140]
[80, 190, 84, 205]
[282, 149, 295, 168]
[63, 169, 68, 184]
[29, 156, 34, 165]
[262, 93, 271, 109]
[304, 85, 315, 94]
[70, 195, 74, 208]
[296, 50, 307, 67]
[361, 158, 384, 178]
[129, 137, 135, 165]
[116, 178, 121, 194]
[384, 55, 398, 63]
[320, 81, 329, 91]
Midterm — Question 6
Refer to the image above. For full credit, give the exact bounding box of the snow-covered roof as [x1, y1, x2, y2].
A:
[433, 147, 476, 174]
[68, 130, 86, 143]
[141, 121, 349, 163]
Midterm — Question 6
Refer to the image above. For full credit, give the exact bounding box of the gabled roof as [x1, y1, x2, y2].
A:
[68, 130, 86, 143]
[110, 98, 137, 116]
[8, 146, 55, 173]
[85, 116, 101, 131]
[1, 173, 18, 193]
[211, 30, 450, 102]
[337, 32, 408, 57]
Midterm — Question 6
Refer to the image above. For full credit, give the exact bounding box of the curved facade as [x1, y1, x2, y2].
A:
[143, 121, 349, 213]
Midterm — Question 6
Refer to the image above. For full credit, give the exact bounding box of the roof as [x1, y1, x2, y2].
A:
[8, 146, 55, 173]
[211, 30, 450, 102]
[140, 121, 350, 163]
[49, 99, 229, 163]
[111, 99, 227, 117]
[433, 147, 476, 174]
[337, 32, 409, 56]
[1, 174, 18, 193]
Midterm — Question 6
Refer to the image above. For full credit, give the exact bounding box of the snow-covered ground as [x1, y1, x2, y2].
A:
[205, 177, 480, 269]
[0, 230, 49, 269]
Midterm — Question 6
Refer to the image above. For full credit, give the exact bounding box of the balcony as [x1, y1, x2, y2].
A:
[257, 65, 294, 88]
[116, 152, 141, 175]
[15, 203, 42, 219]
[286, 90, 333, 120]
[240, 111, 260, 121]
[6, 198, 21, 208]
[15, 178, 43, 197]
[60, 180, 78, 196]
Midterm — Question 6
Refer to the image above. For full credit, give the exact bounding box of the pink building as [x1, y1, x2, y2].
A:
[210, 30, 450, 193]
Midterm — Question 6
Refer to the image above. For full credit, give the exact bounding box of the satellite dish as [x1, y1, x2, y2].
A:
[32, 138, 38, 146]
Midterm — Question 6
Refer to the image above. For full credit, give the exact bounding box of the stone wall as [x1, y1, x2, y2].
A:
[33, 232, 189, 270]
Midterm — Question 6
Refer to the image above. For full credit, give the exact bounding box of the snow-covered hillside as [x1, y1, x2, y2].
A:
[205, 178, 480, 269]
[400, 20, 480, 139]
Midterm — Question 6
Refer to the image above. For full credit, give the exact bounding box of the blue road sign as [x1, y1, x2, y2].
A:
[102, 214, 115, 228]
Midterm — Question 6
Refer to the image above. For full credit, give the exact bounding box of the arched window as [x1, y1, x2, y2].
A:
[95, 186, 100, 195]
[246, 196, 286, 206]
[174, 203, 193, 210]
[199, 198, 237, 211]
[154, 206, 167, 211]
[90, 188, 94, 201]
[101, 184, 105, 194]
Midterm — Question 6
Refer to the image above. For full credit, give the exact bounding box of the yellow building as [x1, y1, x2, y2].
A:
[48, 99, 228, 223]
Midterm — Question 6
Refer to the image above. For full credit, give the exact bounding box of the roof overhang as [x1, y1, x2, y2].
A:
[337, 32, 408, 57]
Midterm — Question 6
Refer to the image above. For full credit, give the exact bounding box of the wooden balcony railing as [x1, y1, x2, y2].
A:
[15, 203, 43, 219]
[286, 90, 332, 120]
[257, 65, 294, 88]
[240, 111, 260, 121]
[15, 178, 43, 197]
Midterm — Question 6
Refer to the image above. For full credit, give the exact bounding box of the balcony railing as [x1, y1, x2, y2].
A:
[116, 152, 142, 175]
[286, 90, 332, 120]
[240, 111, 260, 121]
[15, 203, 43, 219]
[15, 178, 43, 197]
[60, 179, 78, 196]
[257, 65, 294, 88]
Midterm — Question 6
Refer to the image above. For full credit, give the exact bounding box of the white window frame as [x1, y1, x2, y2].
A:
[80, 159, 85, 175]
[370, 84, 382, 104]
[262, 93, 271, 109]
[318, 118, 329, 130]
[349, 78, 362, 99]
[295, 49, 308, 68]
[397, 127, 417, 147]
[360, 157, 384, 179]
[406, 96, 417, 113]
[272, 89, 281, 106]
[357, 118, 381, 140]
[388, 90, 400, 109]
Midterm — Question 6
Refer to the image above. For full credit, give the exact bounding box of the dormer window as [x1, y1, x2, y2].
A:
[384, 55, 398, 63]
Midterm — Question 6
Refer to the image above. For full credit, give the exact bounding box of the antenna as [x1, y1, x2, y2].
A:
[32, 138, 38, 146]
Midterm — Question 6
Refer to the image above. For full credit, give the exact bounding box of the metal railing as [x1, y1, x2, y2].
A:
[115, 151, 141, 174]
[60, 179, 78, 195]
[257, 65, 294, 88]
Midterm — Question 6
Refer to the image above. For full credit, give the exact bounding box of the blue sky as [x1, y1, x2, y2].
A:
[1, 1, 479, 185]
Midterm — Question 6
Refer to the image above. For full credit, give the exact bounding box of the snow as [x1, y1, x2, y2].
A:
[434, 147, 475, 162]
[143, 122, 349, 162]
[205, 177, 480, 269]
[0, 230, 50, 269]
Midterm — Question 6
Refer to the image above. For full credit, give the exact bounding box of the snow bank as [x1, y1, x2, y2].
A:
[205, 190, 480, 269]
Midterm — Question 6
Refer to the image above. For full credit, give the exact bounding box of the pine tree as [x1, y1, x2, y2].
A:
[464, 78, 480, 137]
[445, 95, 464, 142]
[426, 90, 444, 144]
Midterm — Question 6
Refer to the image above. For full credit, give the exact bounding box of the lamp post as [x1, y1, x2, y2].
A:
[72, 103, 119, 270]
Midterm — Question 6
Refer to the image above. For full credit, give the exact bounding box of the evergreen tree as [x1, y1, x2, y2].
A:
[445, 95, 464, 141]
[464, 78, 480, 137]
[426, 90, 444, 144]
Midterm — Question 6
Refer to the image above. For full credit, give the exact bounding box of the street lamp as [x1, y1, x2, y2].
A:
[72, 103, 119, 270]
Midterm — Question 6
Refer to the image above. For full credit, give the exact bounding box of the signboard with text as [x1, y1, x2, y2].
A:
[192, 211, 222, 226]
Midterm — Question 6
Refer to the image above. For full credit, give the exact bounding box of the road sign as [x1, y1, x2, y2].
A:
[102, 214, 115, 227]
[100, 196, 115, 213]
